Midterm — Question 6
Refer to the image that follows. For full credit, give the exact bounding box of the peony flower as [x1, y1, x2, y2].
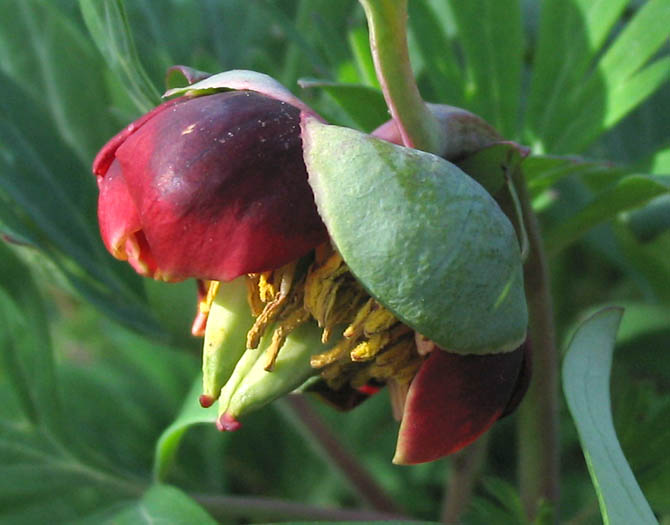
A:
[92, 69, 529, 464]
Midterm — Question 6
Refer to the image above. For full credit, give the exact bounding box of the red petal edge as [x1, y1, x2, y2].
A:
[393, 346, 524, 465]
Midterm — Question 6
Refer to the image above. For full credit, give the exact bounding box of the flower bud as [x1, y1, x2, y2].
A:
[373, 104, 501, 160]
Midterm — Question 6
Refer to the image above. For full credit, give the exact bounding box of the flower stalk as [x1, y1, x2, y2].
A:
[513, 169, 559, 520]
[359, 0, 445, 154]
[278, 395, 402, 514]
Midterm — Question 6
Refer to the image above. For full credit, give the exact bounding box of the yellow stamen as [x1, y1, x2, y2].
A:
[342, 298, 374, 338]
[310, 338, 353, 368]
[246, 262, 296, 349]
[264, 300, 311, 371]
[350, 332, 391, 362]
[245, 274, 265, 316]
[197, 280, 221, 317]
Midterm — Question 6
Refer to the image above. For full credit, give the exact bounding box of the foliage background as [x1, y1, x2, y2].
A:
[0, 0, 668, 523]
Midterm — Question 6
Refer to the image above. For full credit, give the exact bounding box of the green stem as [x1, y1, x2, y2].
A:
[441, 434, 489, 524]
[278, 395, 402, 515]
[514, 170, 560, 520]
[358, 0, 444, 154]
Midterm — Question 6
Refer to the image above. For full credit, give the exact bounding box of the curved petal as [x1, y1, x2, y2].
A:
[92, 97, 186, 177]
[116, 91, 327, 281]
[372, 104, 501, 161]
[500, 340, 531, 418]
[97, 161, 157, 277]
[393, 345, 524, 465]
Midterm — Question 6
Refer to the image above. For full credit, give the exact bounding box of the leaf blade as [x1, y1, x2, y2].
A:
[563, 307, 657, 525]
[545, 175, 669, 256]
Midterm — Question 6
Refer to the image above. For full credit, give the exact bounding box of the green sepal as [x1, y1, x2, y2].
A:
[302, 117, 527, 354]
[201, 279, 254, 404]
[220, 322, 331, 420]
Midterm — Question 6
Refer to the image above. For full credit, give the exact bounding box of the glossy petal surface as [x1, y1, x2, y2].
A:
[393, 346, 524, 464]
[97, 161, 157, 276]
[96, 91, 326, 281]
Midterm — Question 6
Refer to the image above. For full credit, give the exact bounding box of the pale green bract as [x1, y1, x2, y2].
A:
[301, 117, 527, 354]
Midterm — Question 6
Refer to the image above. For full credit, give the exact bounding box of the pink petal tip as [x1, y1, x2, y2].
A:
[216, 413, 242, 432]
[199, 395, 215, 408]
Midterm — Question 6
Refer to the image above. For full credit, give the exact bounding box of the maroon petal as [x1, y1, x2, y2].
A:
[500, 340, 531, 418]
[97, 161, 158, 277]
[115, 91, 327, 281]
[393, 346, 524, 465]
[92, 98, 185, 177]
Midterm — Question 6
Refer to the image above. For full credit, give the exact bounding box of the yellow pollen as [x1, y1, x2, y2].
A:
[350, 332, 391, 362]
[234, 243, 424, 396]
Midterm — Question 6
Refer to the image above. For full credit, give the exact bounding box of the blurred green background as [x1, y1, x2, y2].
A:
[0, 0, 668, 523]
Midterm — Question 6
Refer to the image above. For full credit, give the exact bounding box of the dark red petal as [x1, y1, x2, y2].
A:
[393, 346, 524, 465]
[97, 161, 158, 277]
[500, 340, 531, 418]
[92, 97, 186, 177]
[115, 91, 328, 281]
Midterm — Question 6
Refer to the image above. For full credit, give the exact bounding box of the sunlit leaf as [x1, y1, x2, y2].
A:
[446, 0, 523, 138]
[526, 0, 670, 153]
[563, 308, 657, 525]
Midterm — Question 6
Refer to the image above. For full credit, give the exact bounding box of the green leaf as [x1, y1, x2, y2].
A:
[302, 118, 527, 354]
[525, 0, 628, 151]
[622, 194, 670, 242]
[106, 485, 216, 524]
[407, 0, 464, 106]
[523, 155, 629, 198]
[447, 0, 523, 138]
[78, 0, 161, 113]
[0, 71, 160, 336]
[298, 79, 388, 132]
[0, 0, 117, 162]
[153, 378, 217, 482]
[646, 147, 670, 174]
[526, 0, 670, 153]
[0, 244, 61, 436]
[347, 26, 380, 88]
[562, 307, 657, 525]
[545, 175, 669, 256]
